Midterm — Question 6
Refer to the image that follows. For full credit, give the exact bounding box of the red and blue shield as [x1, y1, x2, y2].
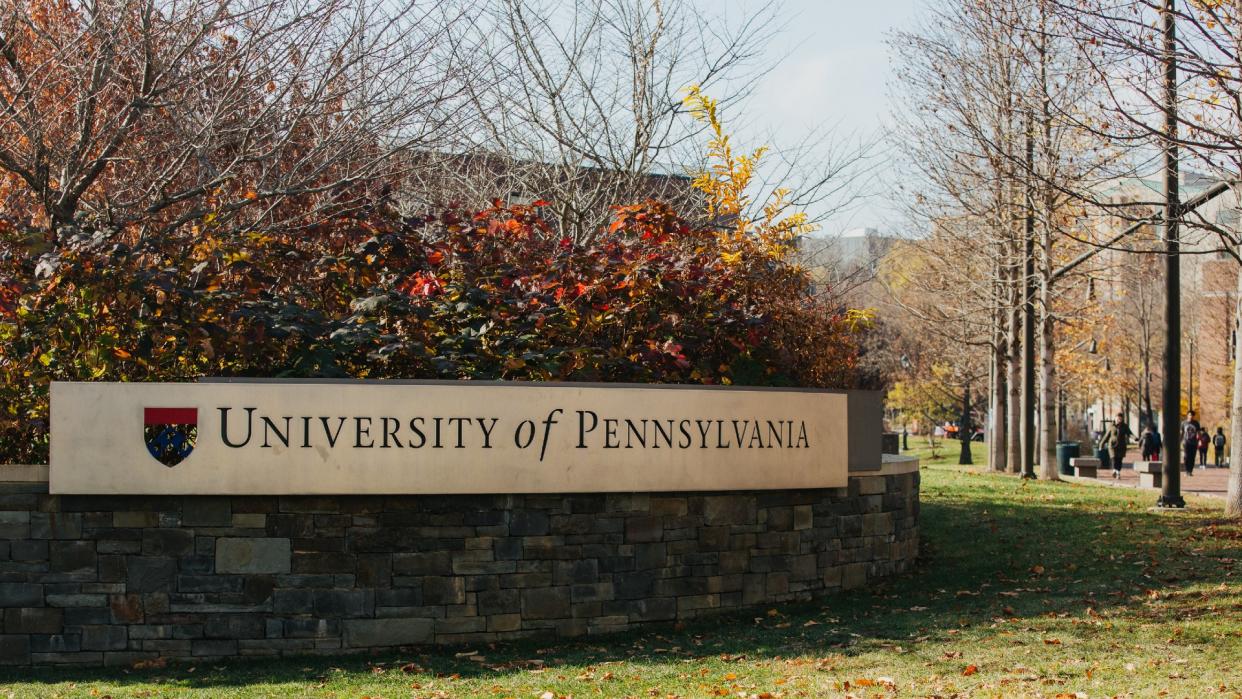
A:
[143, 407, 198, 467]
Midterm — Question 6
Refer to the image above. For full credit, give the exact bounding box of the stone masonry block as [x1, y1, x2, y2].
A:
[31, 513, 82, 539]
[702, 496, 753, 525]
[5, 608, 63, 634]
[856, 477, 887, 496]
[142, 529, 195, 557]
[126, 557, 177, 593]
[0, 583, 44, 607]
[81, 626, 127, 651]
[49, 541, 96, 573]
[182, 499, 232, 527]
[0, 635, 31, 666]
[343, 618, 433, 647]
[624, 517, 663, 543]
[215, 538, 291, 575]
[522, 586, 571, 619]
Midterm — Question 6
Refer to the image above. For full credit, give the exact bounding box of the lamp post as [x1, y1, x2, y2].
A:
[1157, 0, 1185, 508]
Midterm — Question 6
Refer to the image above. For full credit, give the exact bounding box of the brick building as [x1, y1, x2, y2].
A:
[1084, 174, 1240, 445]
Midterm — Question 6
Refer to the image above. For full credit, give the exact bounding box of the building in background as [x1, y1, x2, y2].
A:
[799, 227, 901, 298]
[1083, 173, 1240, 442]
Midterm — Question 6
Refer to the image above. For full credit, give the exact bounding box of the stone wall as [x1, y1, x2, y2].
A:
[0, 467, 918, 666]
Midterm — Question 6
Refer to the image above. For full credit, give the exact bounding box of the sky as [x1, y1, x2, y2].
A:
[710, 0, 926, 237]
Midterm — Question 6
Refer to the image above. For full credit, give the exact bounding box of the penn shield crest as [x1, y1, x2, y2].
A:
[143, 407, 197, 467]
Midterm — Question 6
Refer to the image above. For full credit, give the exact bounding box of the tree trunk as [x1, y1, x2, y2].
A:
[991, 273, 1008, 472]
[960, 385, 974, 466]
[1039, 281, 1058, 479]
[991, 347, 1008, 472]
[1008, 295, 1023, 474]
[1226, 266, 1242, 516]
[1143, 353, 1154, 429]
[1036, 4, 1059, 481]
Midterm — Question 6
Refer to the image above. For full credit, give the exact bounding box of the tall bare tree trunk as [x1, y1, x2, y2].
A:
[1228, 1, 1242, 518]
[992, 337, 1009, 472]
[1008, 291, 1023, 474]
[1226, 267, 1242, 516]
[991, 247, 1009, 472]
[1036, 10, 1059, 481]
[1039, 264, 1059, 478]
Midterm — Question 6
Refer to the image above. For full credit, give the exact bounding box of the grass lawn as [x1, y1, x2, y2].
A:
[900, 437, 986, 467]
[2, 462, 1240, 698]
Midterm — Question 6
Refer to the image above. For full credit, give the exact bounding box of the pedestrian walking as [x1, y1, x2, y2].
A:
[1197, 428, 1210, 468]
[1099, 413, 1132, 479]
[1213, 427, 1226, 468]
[1139, 424, 1162, 461]
[1181, 411, 1201, 476]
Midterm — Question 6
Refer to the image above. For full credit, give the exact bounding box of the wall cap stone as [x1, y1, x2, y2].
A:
[854, 455, 919, 477]
[0, 465, 49, 482]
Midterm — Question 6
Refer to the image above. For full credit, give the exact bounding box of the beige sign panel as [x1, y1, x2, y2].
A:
[49, 381, 848, 494]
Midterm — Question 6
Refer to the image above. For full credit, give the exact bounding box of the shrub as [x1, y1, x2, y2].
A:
[0, 198, 869, 463]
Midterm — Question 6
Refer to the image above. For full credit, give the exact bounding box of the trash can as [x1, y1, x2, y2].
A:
[1057, 441, 1081, 476]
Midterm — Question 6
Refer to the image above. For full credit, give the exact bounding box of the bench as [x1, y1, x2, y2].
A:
[1069, 457, 1099, 478]
[1134, 461, 1162, 488]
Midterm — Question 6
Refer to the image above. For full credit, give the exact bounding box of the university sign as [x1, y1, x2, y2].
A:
[49, 380, 852, 494]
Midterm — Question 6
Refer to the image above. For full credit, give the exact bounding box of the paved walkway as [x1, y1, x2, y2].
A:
[1074, 461, 1230, 499]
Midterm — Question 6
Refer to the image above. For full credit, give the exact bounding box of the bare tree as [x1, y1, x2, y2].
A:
[397, 0, 876, 242]
[888, 0, 1119, 481]
[0, 0, 474, 240]
[1048, 0, 1242, 513]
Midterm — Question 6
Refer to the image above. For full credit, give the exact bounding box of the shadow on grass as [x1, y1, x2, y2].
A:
[1, 469, 1237, 691]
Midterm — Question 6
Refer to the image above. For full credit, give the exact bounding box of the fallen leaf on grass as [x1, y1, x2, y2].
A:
[963, 664, 979, 676]
[840, 677, 897, 692]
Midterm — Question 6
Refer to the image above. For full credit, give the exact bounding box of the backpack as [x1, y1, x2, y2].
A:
[1214, 433, 1226, 448]
[1140, 432, 1154, 451]
[1183, 422, 1199, 445]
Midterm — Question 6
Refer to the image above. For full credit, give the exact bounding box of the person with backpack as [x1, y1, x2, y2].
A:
[1213, 427, 1227, 468]
[1099, 413, 1133, 479]
[1197, 428, 1210, 468]
[1181, 411, 1202, 476]
[1140, 424, 1161, 461]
